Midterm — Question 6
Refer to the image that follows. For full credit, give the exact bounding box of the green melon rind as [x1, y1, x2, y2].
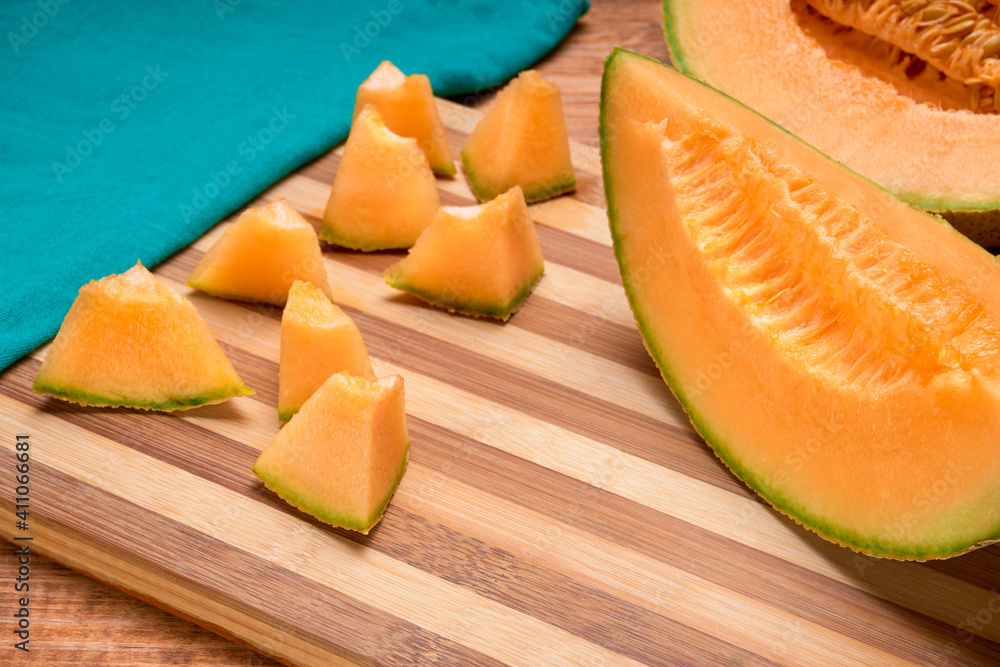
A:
[661, 0, 1000, 223]
[384, 264, 544, 321]
[601, 47, 1000, 561]
[253, 443, 409, 534]
[460, 151, 576, 204]
[318, 225, 416, 252]
[277, 408, 297, 425]
[431, 159, 458, 177]
[32, 376, 254, 412]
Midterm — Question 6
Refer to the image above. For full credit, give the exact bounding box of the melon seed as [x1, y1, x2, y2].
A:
[930, 39, 961, 56]
[982, 34, 1000, 56]
[949, 1, 978, 14]
[942, 18, 976, 34]
[902, 0, 930, 13]
[920, 6, 950, 21]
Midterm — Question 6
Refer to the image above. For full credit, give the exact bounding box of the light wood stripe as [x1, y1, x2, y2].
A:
[4, 97, 1000, 666]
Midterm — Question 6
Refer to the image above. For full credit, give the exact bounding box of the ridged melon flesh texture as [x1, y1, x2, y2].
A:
[355, 60, 456, 175]
[383, 186, 544, 320]
[253, 373, 408, 534]
[662, 0, 1000, 244]
[187, 199, 332, 307]
[602, 49, 1000, 560]
[278, 280, 376, 423]
[321, 105, 439, 251]
[461, 70, 576, 204]
[33, 262, 252, 411]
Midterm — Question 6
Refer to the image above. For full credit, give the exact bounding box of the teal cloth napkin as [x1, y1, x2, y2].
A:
[0, 0, 588, 371]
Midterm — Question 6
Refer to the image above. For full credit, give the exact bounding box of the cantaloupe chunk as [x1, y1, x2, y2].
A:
[384, 186, 544, 320]
[461, 70, 575, 203]
[33, 262, 252, 411]
[355, 60, 455, 176]
[253, 373, 408, 534]
[321, 105, 440, 251]
[187, 199, 331, 307]
[278, 280, 376, 423]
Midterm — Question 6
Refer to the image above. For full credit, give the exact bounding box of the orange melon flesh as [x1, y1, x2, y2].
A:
[663, 0, 1000, 245]
[321, 105, 440, 251]
[383, 186, 544, 320]
[461, 70, 576, 204]
[253, 373, 408, 534]
[187, 199, 332, 307]
[602, 48, 1000, 560]
[278, 280, 376, 423]
[33, 262, 253, 411]
[355, 60, 456, 176]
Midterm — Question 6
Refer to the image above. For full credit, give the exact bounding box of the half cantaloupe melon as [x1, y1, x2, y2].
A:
[187, 199, 332, 307]
[355, 60, 456, 176]
[602, 48, 1000, 560]
[383, 186, 544, 320]
[278, 280, 376, 423]
[253, 372, 408, 534]
[662, 0, 1000, 246]
[321, 105, 440, 251]
[33, 262, 253, 411]
[461, 70, 576, 204]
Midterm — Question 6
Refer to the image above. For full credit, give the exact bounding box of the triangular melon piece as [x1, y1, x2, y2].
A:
[384, 186, 544, 320]
[253, 372, 408, 534]
[461, 70, 575, 204]
[355, 60, 456, 176]
[33, 262, 253, 411]
[187, 199, 332, 307]
[278, 280, 376, 423]
[321, 105, 440, 251]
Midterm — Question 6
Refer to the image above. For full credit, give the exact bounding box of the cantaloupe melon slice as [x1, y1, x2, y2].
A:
[384, 186, 544, 320]
[253, 372, 408, 534]
[663, 0, 1000, 245]
[321, 105, 440, 251]
[355, 60, 456, 176]
[461, 70, 575, 204]
[33, 262, 253, 411]
[602, 48, 1000, 560]
[187, 199, 331, 307]
[278, 280, 376, 423]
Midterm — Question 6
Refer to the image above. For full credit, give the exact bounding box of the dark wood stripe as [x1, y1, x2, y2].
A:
[8, 357, 1000, 666]
[9, 463, 504, 667]
[926, 549, 1000, 599]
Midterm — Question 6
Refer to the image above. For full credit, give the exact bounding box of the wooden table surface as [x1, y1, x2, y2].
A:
[0, 2, 665, 664]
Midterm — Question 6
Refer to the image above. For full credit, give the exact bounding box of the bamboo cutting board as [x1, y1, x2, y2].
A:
[3, 97, 1000, 667]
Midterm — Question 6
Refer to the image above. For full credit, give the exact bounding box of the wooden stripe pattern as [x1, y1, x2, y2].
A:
[3, 98, 1000, 666]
